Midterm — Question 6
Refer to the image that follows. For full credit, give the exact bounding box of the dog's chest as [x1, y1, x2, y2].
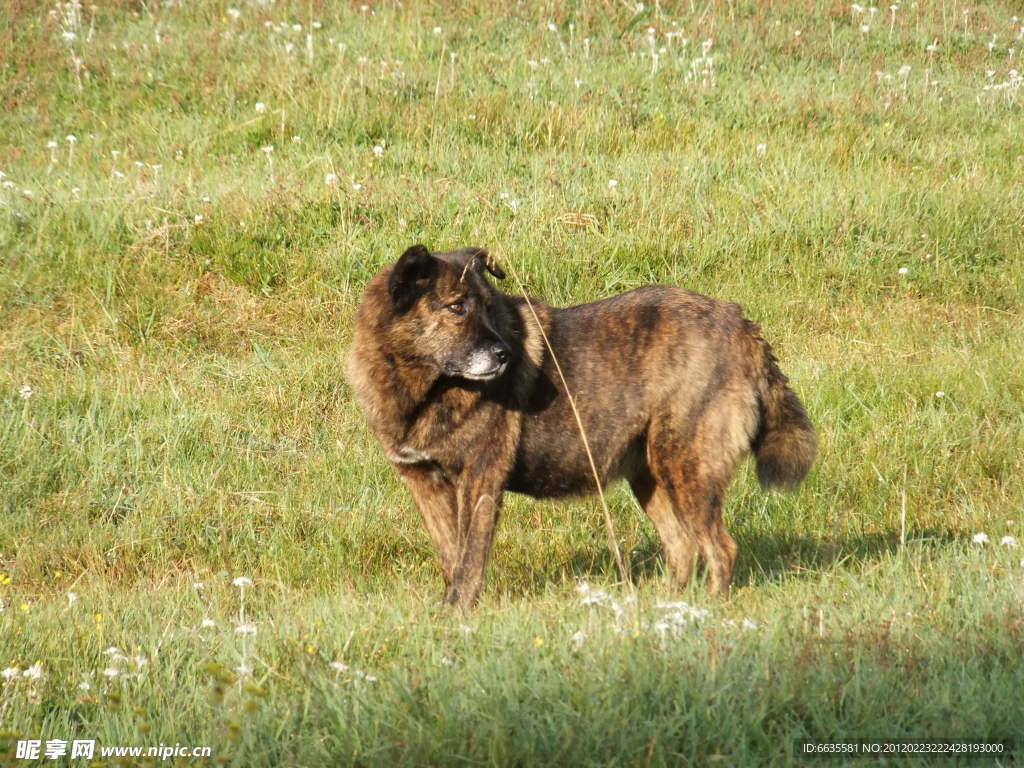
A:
[390, 390, 516, 471]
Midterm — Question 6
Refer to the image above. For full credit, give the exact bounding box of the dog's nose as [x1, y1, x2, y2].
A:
[492, 344, 510, 364]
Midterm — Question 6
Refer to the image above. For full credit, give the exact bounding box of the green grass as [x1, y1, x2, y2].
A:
[2, 0, 1023, 765]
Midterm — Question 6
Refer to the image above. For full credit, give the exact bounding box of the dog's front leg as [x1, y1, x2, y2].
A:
[396, 464, 459, 589]
[445, 482, 503, 608]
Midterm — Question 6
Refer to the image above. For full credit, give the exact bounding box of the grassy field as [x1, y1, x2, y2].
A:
[2, 0, 1024, 764]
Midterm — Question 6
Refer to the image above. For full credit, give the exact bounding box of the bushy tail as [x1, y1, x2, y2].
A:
[751, 335, 817, 491]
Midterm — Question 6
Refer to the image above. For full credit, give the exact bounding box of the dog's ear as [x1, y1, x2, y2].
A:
[439, 246, 506, 281]
[388, 244, 437, 314]
[471, 247, 506, 280]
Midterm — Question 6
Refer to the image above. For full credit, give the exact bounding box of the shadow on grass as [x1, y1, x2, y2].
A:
[545, 527, 958, 591]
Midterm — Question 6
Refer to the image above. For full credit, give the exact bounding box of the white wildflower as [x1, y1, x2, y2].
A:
[1001, 536, 1018, 548]
[232, 576, 252, 588]
[972, 532, 989, 544]
[325, 172, 339, 186]
[235, 623, 257, 636]
[255, 102, 266, 113]
[576, 581, 613, 606]
[653, 601, 711, 637]
[19, 385, 33, 399]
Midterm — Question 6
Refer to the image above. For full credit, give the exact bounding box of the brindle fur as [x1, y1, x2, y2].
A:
[348, 244, 817, 607]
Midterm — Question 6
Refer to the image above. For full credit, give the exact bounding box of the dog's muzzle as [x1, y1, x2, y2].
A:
[458, 342, 511, 381]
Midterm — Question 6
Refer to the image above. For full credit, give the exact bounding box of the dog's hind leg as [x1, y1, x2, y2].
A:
[397, 464, 459, 589]
[630, 469, 700, 590]
[639, 419, 740, 597]
[695, 482, 737, 597]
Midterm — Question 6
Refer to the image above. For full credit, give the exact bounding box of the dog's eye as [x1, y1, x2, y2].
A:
[446, 301, 466, 315]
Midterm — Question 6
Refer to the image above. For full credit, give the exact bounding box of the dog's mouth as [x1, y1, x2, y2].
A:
[458, 361, 509, 381]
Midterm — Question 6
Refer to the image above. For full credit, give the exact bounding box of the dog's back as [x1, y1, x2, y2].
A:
[507, 286, 814, 497]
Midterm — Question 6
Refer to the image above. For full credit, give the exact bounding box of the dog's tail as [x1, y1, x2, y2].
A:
[749, 324, 817, 491]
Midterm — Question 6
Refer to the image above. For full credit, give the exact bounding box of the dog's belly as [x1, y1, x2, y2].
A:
[505, 418, 645, 499]
[505, 444, 599, 498]
[505, 450, 598, 499]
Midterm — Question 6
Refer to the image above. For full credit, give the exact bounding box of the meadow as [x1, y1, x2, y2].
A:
[2, 0, 1023, 764]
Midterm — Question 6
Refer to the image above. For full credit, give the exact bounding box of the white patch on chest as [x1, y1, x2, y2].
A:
[388, 446, 433, 465]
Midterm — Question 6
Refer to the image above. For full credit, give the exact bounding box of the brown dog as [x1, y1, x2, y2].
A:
[348, 244, 816, 606]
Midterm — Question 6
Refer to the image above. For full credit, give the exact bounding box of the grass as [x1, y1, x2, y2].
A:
[1, 0, 1023, 764]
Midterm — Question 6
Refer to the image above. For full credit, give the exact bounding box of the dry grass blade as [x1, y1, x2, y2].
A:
[554, 212, 600, 230]
[499, 249, 632, 591]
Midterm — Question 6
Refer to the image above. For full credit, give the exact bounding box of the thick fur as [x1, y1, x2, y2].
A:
[348, 245, 817, 606]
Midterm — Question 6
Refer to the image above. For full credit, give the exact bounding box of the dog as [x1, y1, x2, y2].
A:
[347, 244, 816, 606]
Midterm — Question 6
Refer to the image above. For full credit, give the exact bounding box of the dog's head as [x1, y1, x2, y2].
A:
[386, 244, 512, 381]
